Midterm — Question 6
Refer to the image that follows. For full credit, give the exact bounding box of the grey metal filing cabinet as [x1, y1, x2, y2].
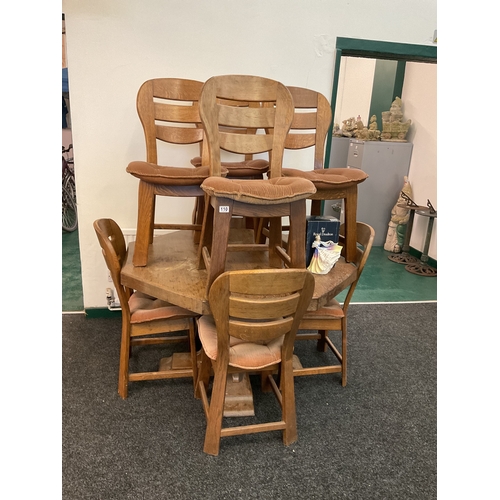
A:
[324, 138, 413, 246]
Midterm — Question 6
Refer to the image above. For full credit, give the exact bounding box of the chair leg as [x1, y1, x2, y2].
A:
[341, 317, 347, 387]
[133, 181, 155, 267]
[203, 361, 229, 456]
[316, 329, 328, 352]
[204, 199, 233, 295]
[192, 196, 205, 244]
[118, 321, 131, 399]
[268, 217, 283, 268]
[310, 199, 322, 216]
[280, 358, 298, 445]
[288, 200, 306, 268]
[195, 349, 212, 400]
[188, 319, 199, 394]
[343, 187, 358, 263]
[197, 195, 213, 269]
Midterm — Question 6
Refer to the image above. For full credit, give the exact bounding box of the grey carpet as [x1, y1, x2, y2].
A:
[62, 303, 436, 500]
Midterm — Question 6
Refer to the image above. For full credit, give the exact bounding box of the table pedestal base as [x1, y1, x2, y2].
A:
[223, 373, 255, 417]
[158, 352, 193, 371]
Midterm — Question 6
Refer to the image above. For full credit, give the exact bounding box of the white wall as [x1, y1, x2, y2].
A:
[402, 62, 437, 258]
[62, 0, 437, 309]
[335, 57, 376, 126]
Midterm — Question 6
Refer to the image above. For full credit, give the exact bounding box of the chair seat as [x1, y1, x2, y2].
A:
[191, 156, 269, 178]
[129, 291, 197, 324]
[301, 297, 344, 320]
[282, 167, 368, 189]
[200, 176, 316, 205]
[198, 315, 284, 370]
[127, 162, 223, 186]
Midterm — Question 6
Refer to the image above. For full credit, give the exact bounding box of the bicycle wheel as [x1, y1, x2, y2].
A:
[63, 170, 76, 203]
[62, 185, 78, 232]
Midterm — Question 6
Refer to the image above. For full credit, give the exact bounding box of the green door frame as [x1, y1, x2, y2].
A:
[324, 37, 437, 170]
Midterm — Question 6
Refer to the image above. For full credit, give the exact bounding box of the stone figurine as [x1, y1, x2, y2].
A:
[384, 176, 413, 253]
[381, 97, 411, 142]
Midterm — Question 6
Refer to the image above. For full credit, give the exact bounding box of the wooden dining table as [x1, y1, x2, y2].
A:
[121, 229, 358, 316]
[121, 228, 357, 416]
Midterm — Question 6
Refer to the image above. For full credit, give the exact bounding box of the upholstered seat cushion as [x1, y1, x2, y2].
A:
[200, 176, 316, 205]
[126, 162, 226, 186]
[282, 167, 368, 189]
[301, 297, 345, 320]
[129, 291, 197, 324]
[191, 156, 269, 178]
[197, 315, 283, 370]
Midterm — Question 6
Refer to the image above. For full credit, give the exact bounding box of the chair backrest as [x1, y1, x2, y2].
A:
[285, 86, 332, 170]
[208, 269, 315, 365]
[136, 78, 205, 164]
[339, 222, 375, 309]
[199, 75, 294, 178]
[93, 218, 131, 311]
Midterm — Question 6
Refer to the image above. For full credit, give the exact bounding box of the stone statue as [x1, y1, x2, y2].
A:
[381, 97, 411, 142]
[384, 176, 413, 252]
[355, 114, 381, 141]
[340, 117, 357, 137]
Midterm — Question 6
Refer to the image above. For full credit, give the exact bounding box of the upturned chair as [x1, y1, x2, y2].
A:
[126, 78, 227, 267]
[197, 75, 316, 294]
[294, 222, 375, 386]
[94, 218, 199, 399]
[190, 100, 270, 180]
[196, 268, 315, 456]
[258, 86, 369, 263]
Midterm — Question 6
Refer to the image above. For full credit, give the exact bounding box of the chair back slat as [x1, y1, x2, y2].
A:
[209, 269, 315, 346]
[136, 78, 205, 164]
[200, 75, 294, 178]
[285, 86, 332, 170]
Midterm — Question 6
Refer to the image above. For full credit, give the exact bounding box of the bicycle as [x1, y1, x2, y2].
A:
[62, 144, 78, 232]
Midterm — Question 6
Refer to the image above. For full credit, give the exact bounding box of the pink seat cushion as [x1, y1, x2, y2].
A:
[302, 297, 344, 320]
[191, 156, 269, 177]
[282, 167, 368, 189]
[126, 162, 227, 186]
[197, 315, 284, 370]
[129, 291, 197, 324]
[201, 176, 316, 205]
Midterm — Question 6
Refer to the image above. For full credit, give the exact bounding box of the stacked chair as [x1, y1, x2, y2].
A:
[258, 85, 369, 263]
[126, 78, 223, 267]
[196, 75, 316, 294]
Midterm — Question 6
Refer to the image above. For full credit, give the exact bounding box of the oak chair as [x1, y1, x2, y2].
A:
[294, 222, 375, 386]
[196, 268, 315, 456]
[94, 218, 199, 399]
[190, 100, 270, 180]
[126, 78, 226, 267]
[191, 100, 271, 235]
[259, 86, 369, 263]
[197, 75, 316, 294]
